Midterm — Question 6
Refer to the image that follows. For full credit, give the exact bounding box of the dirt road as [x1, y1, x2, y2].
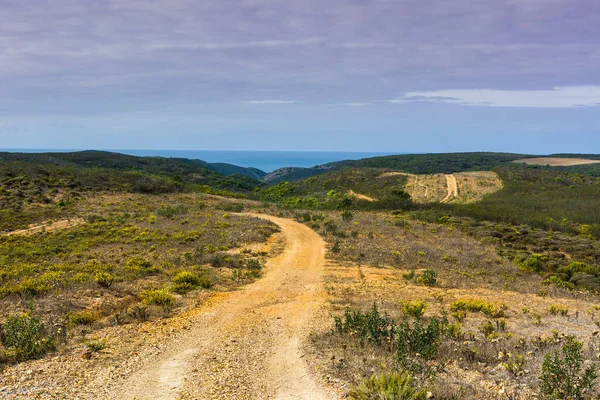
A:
[347, 190, 376, 202]
[441, 174, 458, 203]
[1, 218, 85, 236]
[109, 213, 331, 399]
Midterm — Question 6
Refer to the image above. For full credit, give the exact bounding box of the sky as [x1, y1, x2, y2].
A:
[0, 0, 599, 153]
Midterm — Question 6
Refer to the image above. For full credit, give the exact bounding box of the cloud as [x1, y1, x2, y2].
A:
[390, 86, 600, 108]
[340, 102, 370, 106]
[243, 100, 296, 104]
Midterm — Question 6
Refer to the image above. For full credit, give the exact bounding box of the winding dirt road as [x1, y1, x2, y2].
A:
[110, 213, 330, 399]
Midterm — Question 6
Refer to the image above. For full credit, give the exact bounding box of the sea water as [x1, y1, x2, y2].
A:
[1, 149, 399, 173]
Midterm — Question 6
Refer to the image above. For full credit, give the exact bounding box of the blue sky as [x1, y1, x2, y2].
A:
[0, 0, 599, 153]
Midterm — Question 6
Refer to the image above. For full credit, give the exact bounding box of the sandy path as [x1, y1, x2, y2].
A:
[347, 190, 376, 202]
[109, 213, 330, 400]
[441, 174, 458, 203]
[1, 218, 85, 236]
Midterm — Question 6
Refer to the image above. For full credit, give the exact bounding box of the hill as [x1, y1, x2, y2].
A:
[0, 150, 265, 180]
[209, 162, 266, 180]
[264, 152, 531, 183]
[0, 151, 264, 232]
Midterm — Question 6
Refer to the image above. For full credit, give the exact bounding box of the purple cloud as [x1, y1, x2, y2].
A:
[0, 0, 599, 150]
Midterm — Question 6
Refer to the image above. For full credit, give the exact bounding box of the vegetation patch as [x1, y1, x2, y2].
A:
[450, 299, 508, 318]
[1, 311, 55, 361]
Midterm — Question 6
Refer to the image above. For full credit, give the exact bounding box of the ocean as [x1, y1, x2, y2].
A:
[1, 149, 399, 173]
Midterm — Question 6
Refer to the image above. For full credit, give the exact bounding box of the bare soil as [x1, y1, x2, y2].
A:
[347, 190, 376, 202]
[440, 174, 458, 203]
[514, 157, 600, 166]
[1, 218, 85, 236]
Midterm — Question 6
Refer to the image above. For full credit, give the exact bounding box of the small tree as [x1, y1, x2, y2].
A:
[538, 336, 597, 400]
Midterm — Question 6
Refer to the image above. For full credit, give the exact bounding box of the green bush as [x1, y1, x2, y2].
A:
[548, 305, 568, 316]
[198, 275, 213, 288]
[416, 269, 437, 286]
[68, 311, 98, 326]
[140, 288, 175, 307]
[156, 204, 188, 218]
[170, 270, 211, 293]
[570, 272, 600, 292]
[348, 372, 427, 400]
[125, 257, 158, 276]
[210, 253, 241, 268]
[171, 282, 195, 294]
[172, 271, 201, 286]
[1, 312, 55, 361]
[94, 271, 116, 288]
[539, 336, 597, 399]
[450, 299, 507, 318]
[401, 300, 427, 319]
[515, 253, 546, 273]
[543, 275, 575, 291]
[480, 320, 497, 339]
[86, 338, 107, 352]
[335, 304, 396, 347]
[396, 315, 449, 362]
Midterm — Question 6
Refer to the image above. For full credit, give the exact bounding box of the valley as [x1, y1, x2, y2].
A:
[1, 151, 600, 399]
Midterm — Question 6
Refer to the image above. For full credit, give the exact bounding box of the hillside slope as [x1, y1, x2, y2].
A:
[263, 152, 531, 183]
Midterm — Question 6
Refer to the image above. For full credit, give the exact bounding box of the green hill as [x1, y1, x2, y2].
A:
[264, 152, 531, 183]
[0, 151, 264, 232]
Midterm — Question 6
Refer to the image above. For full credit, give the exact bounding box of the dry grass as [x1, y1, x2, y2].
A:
[514, 157, 600, 167]
[453, 171, 503, 203]
[292, 210, 600, 399]
[379, 171, 502, 204]
[404, 174, 448, 203]
[0, 193, 280, 364]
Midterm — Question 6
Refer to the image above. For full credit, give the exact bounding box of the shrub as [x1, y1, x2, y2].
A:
[348, 372, 427, 400]
[125, 257, 158, 276]
[140, 288, 175, 307]
[341, 210, 354, 222]
[86, 338, 107, 352]
[543, 275, 575, 291]
[156, 204, 188, 218]
[480, 320, 497, 339]
[68, 311, 98, 326]
[450, 299, 507, 318]
[452, 309, 467, 323]
[198, 275, 213, 288]
[401, 300, 427, 319]
[1, 312, 55, 361]
[210, 253, 241, 268]
[570, 272, 600, 292]
[331, 240, 341, 253]
[502, 353, 525, 376]
[128, 304, 149, 322]
[171, 282, 195, 294]
[416, 269, 437, 286]
[548, 305, 568, 316]
[172, 271, 200, 286]
[538, 336, 597, 399]
[335, 304, 396, 347]
[403, 270, 416, 281]
[396, 315, 449, 362]
[515, 253, 546, 273]
[94, 271, 116, 288]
